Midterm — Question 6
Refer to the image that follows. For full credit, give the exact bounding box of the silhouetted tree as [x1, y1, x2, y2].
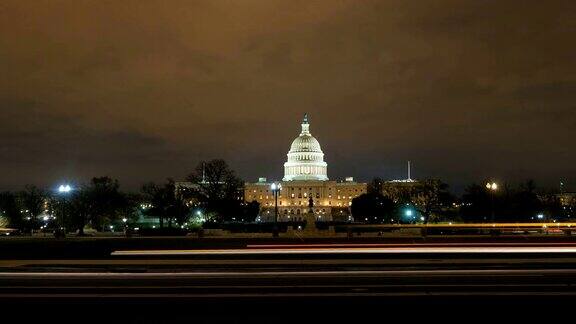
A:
[242, 200, 261, 222]
[461, 183, 496, 222]
[461, 180, 544, 223]
[18, 185, 46, 232]
[367, 178, 384, 195]
[411, 180, 454, 223]
[0, 191, 22, 229]
[67, 177, 126, 235]
[186, 159, 244, 222]
[141, 179, 190, 228]
[351, 193, 396, 223]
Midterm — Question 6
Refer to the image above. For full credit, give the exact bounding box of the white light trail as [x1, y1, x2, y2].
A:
[112, 246, 576, 256]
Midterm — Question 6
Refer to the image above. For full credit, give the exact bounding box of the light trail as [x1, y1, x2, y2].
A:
[112, 246, 576, 256]
[246, 243, 576, 249]
[346, 222, 576, 228]
[3, 268, 576, 278]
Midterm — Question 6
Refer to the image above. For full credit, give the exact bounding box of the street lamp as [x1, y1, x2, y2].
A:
[122, 217, 131, 237]
[486, 182, 498, 223]
[55, 183, 73, 238]
[271, 182, 282, 238]
[58, 184, 72, 193]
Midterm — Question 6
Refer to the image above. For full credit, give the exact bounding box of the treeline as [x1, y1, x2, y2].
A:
[459, 180, 568, 223]
[0, 159, 259, 235]
[351, 179, 573, 224]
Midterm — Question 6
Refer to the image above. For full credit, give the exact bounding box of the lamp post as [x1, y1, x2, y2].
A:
[486, 182, 498, 223]
[271, 182, 282, 238]
[55, 184, 73, 238]
[122, 217, 131, 237]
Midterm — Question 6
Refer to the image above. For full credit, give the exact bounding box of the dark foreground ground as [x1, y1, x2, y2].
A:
[2, 236, 576, 323]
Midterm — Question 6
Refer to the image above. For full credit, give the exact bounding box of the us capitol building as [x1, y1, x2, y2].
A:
[245, 114, 367, 222]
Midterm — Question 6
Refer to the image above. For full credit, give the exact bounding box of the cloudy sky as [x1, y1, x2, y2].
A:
[0, 0, 575, 192]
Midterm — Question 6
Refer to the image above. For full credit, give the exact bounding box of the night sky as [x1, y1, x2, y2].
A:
[1, 0, 575, 192]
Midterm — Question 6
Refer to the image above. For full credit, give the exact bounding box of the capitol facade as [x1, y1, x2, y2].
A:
[244, 114, 367, 222]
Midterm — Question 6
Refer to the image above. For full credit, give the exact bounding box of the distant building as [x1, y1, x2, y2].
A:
[379, 162, 431, 203]
[244, 114, 366, 222]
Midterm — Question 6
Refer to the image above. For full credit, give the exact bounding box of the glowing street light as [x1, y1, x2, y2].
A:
[58, 184, 72, 193]
[486, 181, 498, 223]
[486, 182, 498, 191]
[55, 183, 73, 238]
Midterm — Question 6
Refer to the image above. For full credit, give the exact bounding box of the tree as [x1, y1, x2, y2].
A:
[411, 180, 453, 224]
[186, 159, 244, 222]
[351, 193, 396, 223]
[461, 180, 544, 223]
[0, 191, 22, 229]
[242, 200, 261, 222]
[87, 177, 126, 230]
[460, 183, 493, 223]
[67, 177, 126, 235]
[116, 193, 143, 225]
[367, 178, 384, 195]
[18, 185, 46, 232]
[502, 180, 542, 222]
[141, 179, 190, 228]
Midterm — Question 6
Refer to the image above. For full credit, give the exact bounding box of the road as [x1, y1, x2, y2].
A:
[3, 239, 576, 322]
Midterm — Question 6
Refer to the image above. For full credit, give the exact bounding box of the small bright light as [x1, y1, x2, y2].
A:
[43, 216, 49, 221]
[486, 182, 498, 191]
[420, 216, 425, 221]
[152, 225, 156, 229]
[122, 218, 127, 223]
[58, 184, 72, 193]
[271, 183, 277, 190]
[109, 225, 114, 229]
[405, 209, 413, 217]
[537, 214, 544, 219]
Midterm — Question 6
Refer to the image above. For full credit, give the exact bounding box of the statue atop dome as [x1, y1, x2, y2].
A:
[301, 113, 310, 135]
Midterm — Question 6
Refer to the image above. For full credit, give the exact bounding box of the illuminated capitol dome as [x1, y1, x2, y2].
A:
[244, 113, 367, 222]
[283, 114, 329, 181]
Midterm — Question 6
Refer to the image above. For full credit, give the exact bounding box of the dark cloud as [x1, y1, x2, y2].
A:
[0, 0, 575, 192]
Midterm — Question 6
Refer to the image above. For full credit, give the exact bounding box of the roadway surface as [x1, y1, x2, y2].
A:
[3, 237, 576, 322]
